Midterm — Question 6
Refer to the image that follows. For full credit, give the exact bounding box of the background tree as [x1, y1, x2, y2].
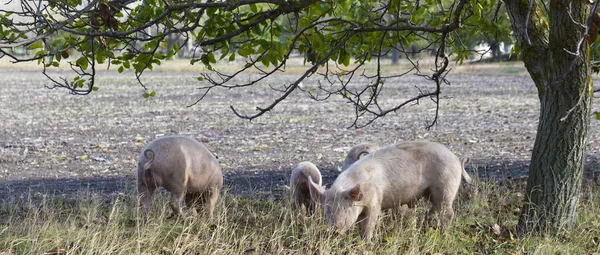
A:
[0, 0, 596, 235]
[455, 0, 514, 62]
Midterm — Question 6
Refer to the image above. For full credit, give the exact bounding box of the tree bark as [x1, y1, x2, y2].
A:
[518, 60, 592, 233]
[504, 0, 594, 234]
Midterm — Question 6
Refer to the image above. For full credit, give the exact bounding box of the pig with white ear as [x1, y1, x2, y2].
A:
[341, 143, 380, 171]
[290, 161, 323, 215]
[309, 141, 471, 241]
[137, 135, 223, 218]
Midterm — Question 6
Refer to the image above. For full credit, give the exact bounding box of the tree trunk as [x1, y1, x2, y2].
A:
[391, 47, 400, 65]
[517, 63, 592, 233]
[504, 0, 594, 234]
[489, 41, 500, 62]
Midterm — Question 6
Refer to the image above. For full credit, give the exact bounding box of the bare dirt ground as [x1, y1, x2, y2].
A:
[1, 62, 599, 202]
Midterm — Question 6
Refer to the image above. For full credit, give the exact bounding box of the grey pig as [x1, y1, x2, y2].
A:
[341, 143, 380, 171]
[137, 135, 223, 218]
[290, 161, 323, 214]
[309, 141, 471, 241]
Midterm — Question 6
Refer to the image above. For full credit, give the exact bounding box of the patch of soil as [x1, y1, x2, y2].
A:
[0, 68, 599, 201]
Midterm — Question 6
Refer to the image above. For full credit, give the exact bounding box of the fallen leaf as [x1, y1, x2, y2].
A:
[491, 224, 501, 236]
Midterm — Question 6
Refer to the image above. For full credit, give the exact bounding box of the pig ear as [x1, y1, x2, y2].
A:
[308, 175, 326, 204]
[346, 183, 363, 201]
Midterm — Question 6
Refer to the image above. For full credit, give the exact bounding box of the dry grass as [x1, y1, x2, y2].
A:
[1, 168, 600, 254]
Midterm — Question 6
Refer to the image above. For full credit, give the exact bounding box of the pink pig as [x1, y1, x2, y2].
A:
[137, 135, 223, 218]
[309, 141, 471, 241]
[290, 161, 323, 214]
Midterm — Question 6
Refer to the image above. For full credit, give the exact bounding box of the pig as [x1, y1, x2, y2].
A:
[290, 161, 323, 215]
[137, 135, 223, 218]
[341, 143, 380, 171]
[309, 141, 471, 241]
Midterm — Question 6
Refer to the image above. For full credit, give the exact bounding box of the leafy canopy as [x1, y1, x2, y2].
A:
[1, 0, 505, 127]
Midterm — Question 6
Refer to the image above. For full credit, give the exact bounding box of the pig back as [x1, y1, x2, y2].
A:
[143, 136, 222, 193]
[351, 142, 462, 209]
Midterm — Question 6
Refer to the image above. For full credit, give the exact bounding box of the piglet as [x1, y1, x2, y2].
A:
[290, 161, 323, 215]
[341, 143, 380, 171]
[309, 141, 471, 241]
[137, 135, 223, 218]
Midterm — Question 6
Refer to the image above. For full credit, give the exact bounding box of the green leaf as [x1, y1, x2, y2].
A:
[118, 65, 124, 73]
[142, 92, 150, 98]
[207, 52, 216, 63]
[28, 42, 44, 50]
[595, 112, 600, 120]
[92, 86, 99, 91]
[260, 57, 270, 68]
[238, 45, 253, 57]
[76, 56, 88, 70]
[220, 46, 230, 60]
[132, 62, 145, 73]
[149, 91, 156, 97]
[96, 50, 107, 64]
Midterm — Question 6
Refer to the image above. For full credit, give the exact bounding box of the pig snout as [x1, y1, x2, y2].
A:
[325, 214, 349, 235]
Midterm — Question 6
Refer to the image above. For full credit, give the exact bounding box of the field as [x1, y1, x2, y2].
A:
[1, 59, 600, 254]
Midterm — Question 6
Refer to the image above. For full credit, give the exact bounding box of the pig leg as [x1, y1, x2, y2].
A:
[138, 186, 156, 213]
[185, 193, 204, 215]
[289, 191, 302, 212]
[168, 190, 185, 218]
[137, 174, 156, 214]
[426, 187, 445, 225]
[306, 199, 316, 215]
[184, 193, 196, 209]
[427, 202, 454, 227]
[185, 193, 207, 208]
[427, 190, 455, 226]
[206, 186, 220, 219]
[442, 202, 454, 224]
[358, 206, 381, 242]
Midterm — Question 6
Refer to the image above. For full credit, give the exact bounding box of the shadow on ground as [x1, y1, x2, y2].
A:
[2, 159, 598, 203]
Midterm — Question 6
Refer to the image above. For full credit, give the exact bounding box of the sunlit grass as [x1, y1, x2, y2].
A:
[1, 169, 599, 254]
